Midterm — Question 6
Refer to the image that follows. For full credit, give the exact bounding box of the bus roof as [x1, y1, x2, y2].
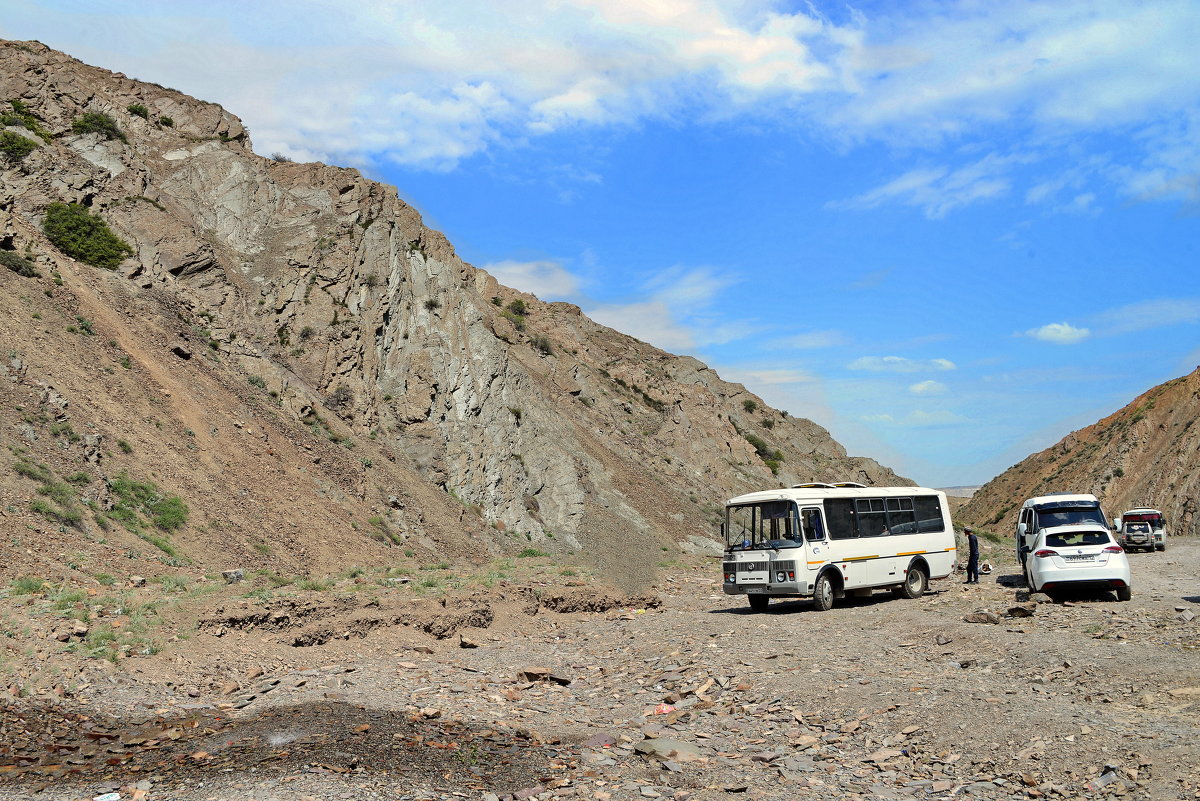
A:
[726, 485, 940, 506]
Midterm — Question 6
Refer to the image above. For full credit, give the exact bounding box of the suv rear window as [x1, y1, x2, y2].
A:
[1045, 530, 1112, 548]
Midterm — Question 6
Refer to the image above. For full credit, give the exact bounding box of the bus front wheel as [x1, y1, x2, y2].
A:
[748, 594, 770, 612]
[812, 574, 835, 612]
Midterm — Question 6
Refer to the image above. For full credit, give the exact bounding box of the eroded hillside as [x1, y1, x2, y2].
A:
[961, 367, 1200, 536]
[0, 39, 904, 588]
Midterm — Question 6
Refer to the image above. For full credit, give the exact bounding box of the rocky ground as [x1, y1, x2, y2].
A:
[0, 542, 1198, 801]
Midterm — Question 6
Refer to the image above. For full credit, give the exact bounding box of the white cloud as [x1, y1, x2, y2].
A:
[587, 300, 696, 351]
[482, 259, 580, 300]
[585, 265, 749, 351]
[832, 153, 1033, 218]
[723, 368, 818, 386]
[848, 356, 958, 373]
[9, 0, 1199, 199]
[848, 269, 890, 291]
[1027, 322, 1091, 344]
[831, 0, 1200, 136]
[909, 380, 947, 396]
[1102, 297, 1200, 334]
[862, 409, 970, 427]
[770, 330, 847, 350]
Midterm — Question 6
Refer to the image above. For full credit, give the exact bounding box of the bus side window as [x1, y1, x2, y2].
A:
[802, 507, 825, 541]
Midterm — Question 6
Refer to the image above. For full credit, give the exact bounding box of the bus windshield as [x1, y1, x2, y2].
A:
[726, 501, 802, 550]
[1035, 503, 1106, 529]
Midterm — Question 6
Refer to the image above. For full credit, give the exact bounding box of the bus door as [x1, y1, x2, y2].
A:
[799, 506, 828, 576]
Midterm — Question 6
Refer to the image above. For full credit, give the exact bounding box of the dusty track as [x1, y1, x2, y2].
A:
[1, 543, 1198, 800]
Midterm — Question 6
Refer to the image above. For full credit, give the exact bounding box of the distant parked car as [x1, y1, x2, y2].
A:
[1114, 508, 1168, 552]
[1024, 527, 1131, 601]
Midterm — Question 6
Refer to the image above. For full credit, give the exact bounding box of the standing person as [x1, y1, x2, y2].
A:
[964, 526, 980, 584]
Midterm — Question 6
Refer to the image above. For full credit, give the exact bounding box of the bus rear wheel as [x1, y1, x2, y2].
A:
[812, 573, 835, 612]
[898, 565, 927, 599]
[748, 594, 770, 612]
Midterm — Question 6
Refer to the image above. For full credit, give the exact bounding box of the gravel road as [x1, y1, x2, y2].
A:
[2, 542, 1197, 801]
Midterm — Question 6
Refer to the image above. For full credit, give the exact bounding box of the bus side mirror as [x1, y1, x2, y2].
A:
[1017, 523, 1027, 537]
[719, 522, 725, 540]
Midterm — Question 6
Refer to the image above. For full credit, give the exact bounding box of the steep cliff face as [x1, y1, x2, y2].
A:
[961, 368, 1200, 537]
[0, 40, 905, 586]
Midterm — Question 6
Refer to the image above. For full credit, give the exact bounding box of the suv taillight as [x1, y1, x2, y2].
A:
[1033, 549, 1057, 558]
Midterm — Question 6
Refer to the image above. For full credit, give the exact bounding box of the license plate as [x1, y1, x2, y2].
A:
[746, 586, 768, 593]
[1064, 554, 1095, 562]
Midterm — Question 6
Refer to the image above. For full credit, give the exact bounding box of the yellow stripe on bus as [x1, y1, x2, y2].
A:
[844, 555, 878, 561]
[806, 560, 825, 565]
[896, 550, 927, 556]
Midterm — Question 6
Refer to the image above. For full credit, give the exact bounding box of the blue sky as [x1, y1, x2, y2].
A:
[5, 0, 1199, 486]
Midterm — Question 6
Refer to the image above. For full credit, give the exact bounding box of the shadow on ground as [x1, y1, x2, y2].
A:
[0, 701, 551, 795]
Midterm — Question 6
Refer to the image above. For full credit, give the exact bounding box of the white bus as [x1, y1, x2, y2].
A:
[720, 483, 957, 612]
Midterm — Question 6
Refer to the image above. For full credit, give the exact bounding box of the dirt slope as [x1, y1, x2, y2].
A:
[961, 367, 1200, 536]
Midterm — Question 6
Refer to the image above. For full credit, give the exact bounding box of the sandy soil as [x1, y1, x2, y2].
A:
[0, 542, 1197, 801]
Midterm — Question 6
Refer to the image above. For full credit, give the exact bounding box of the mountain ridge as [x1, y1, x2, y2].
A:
[0, 39, 905, 589]
[960, 367, 1200, 538]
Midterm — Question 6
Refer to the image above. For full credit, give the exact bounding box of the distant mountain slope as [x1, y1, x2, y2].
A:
[961, 368, 1200, 537]
[0, 40, 905, 589]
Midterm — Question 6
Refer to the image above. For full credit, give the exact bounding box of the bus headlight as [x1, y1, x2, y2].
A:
[775, 571, 786, 583]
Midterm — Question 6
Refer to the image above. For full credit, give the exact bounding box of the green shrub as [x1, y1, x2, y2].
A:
[297, 578, 330, 591]
[5, 100, 50, 140]
[517, 548, 548, 558]
[158, 116, 173, 127]
[127, 104, 149, 119]
[506, 299, 527, 316]
[638, 388, 665, 413]
[743, 433, 784, 470]
[42, 203, 134, 270]
[37, 481, 76, 507]
[10, 576, 46, 595]
[500, 309, 526, 331]
[530, 334, 554, 356]
[13, 459, 52, 483]
[30, 498, 83, 527]
[247, 375, 267, 388]
[0, 250, 39, 277]
[117, 439, 133, 454]
[108, 472, 188, 532]
[71, 111, 125, 141]
[0, 131, 37, 161]
[150, 495, 188, 530]
[424, 298, 440, 311]
[742, 399, 757, 413]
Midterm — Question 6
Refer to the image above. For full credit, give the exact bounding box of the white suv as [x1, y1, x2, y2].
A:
[1025, 527, 1131, 601]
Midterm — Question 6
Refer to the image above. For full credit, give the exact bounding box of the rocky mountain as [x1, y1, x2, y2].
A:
[960, 367, 1200, 537]
[0, 40, 905, 589]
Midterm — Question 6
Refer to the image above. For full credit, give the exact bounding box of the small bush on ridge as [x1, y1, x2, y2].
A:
[42, 202, 134, 270]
